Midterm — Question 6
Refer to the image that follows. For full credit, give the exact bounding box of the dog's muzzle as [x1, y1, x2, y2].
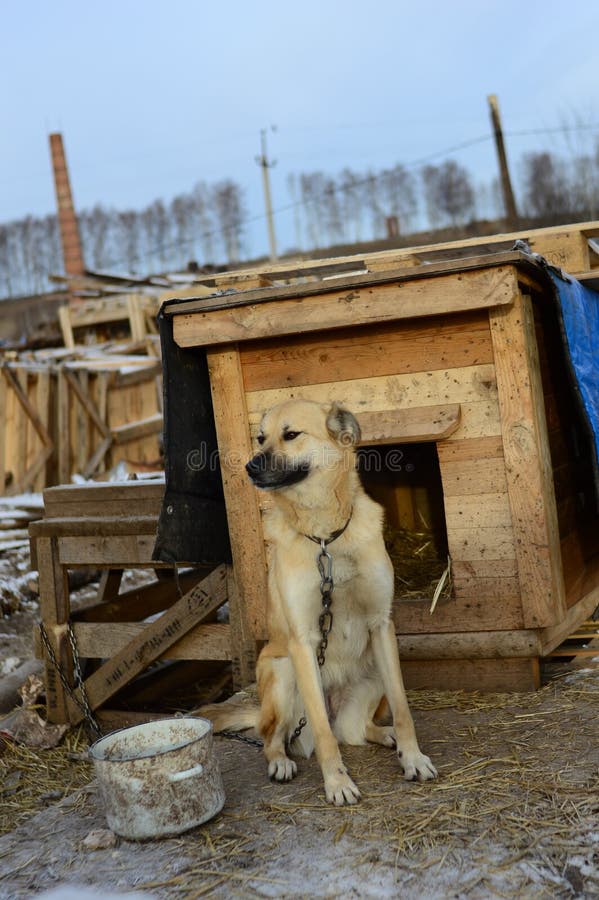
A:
[245, 451, 311, 490]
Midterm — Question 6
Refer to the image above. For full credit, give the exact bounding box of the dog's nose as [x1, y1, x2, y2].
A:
[246, 454, 265, 478]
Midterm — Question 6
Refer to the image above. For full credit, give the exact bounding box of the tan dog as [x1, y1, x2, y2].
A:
[202, 398, 437, 805]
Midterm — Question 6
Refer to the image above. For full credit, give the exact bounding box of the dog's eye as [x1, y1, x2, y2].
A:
[283, 431, 302, 441]
[257, 434, 265, 445]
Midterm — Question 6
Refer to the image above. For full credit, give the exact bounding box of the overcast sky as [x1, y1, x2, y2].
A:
[3, 0, 599, 259]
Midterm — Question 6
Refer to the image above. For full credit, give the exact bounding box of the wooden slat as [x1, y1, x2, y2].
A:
[72, 621, 231, 661]
[395, 628, 540, 659]
[401, 657, 540, 692]
[447, 525, 516, 561]
[240, 312, 494, 393]
[394, 580, 524, 633]
[444, 492, 513, 530]
[206, 345, 269, 639]
[111, 413, 163, 445]
[245, 364, 497, 421]
[440, 457, 507, 496]
[358, 404, 460, 444]
[62, 564, 228, 725]
[56, 535, 158, 567]
[489, 293, 566, 628]
[173, 265, 519, 347]
[43, 479, 165, 516]
[36, 537, 71, 722]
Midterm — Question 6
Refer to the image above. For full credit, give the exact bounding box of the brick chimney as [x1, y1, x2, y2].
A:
[49, 133, 85, 277]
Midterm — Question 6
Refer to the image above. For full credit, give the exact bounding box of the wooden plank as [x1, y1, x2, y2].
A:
[206, 345, 269, 639]
[63, 564, 229, 725]
[43, 479, 165, 516]
[358, 404, 460, 445]
[111, 413, 163, 445]
[394, 580, 524, 633]
[173, 266, 519, 347]
[489, 293, 566, 628]
[440, 457, 507, 496]
[444, 492, 513, 530]
[73, 570, 205, 623]
[63, 369, 111, 439]
[447, 525, 516, 561]
[57, 536, 159, 567]
[36, 537, 71, 723]
[401, 658, 540, 692]
[437, 435, 504, 462]
[245, 364, 498, 421]
[58, 305, 75, 349]
[30, 515, 159, 538]
[239, 312, 494, 393]
[226, 566, 256, 688]
[396, 629, 540, 659]
[34, 370, 51, 492]
[76, 370, 90, 476]
[72, 621, 231, 661]
[57, 367, 70, 484]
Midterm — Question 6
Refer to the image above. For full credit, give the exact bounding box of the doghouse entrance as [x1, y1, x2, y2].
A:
[358, 442, 450, 602]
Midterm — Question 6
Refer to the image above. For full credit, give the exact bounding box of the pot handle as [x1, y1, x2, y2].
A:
[168, 763, 204, 783]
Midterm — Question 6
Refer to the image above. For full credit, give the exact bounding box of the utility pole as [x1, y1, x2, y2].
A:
[256, 128, 278, 262]
[487, 95, 519, 230]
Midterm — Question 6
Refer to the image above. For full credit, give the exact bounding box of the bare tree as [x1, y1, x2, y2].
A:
[520, 152, 571, 224]
[337, 168, 365, 242]
[191, 181, 216, 264]
[212, 180, 246, 262]
[116, 210, 141, 273]
[421, 161, 475, 228]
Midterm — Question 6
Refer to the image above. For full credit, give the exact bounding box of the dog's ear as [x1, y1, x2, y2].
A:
[326, 402, 361, 447]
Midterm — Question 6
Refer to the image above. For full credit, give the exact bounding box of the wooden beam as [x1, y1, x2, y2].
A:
[172, 265, 519, 348]
[72, 621, 231, 661]
[357, 404, 461, 445]
[206, 345, 269, 639]
[489, 293, 566, 628]
[62, 564, 229, 725]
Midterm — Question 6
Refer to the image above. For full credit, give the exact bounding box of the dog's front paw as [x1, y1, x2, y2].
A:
[398, 748, 437, 782]
[323, 766, 361, 806]
[268, 756, 297, 782]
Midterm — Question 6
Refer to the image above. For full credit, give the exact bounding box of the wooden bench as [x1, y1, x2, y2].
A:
[30, 479, 254, 728]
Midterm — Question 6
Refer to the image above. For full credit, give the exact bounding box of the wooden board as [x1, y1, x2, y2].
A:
[172, 265, 519, 347]
[239, 311, 494, 392]
[206, 346, 269, 639]
[489, 293, 566, 628]
[61, 564, 228, 725]
[245, 364, 498, 424]
[401, 657, 540, 692]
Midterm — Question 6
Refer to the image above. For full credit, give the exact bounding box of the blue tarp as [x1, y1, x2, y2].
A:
[547, 269, 599, 501]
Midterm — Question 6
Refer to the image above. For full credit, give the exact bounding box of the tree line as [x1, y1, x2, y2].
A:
[1, 139, 598, 300]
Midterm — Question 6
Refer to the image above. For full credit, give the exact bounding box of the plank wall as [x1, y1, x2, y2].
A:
[238, 310, 525, 635]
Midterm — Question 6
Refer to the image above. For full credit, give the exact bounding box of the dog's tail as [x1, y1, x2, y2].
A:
[196, 691, 260, 734]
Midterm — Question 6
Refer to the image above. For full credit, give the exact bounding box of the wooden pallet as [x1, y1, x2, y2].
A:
[1, 354, 163, 495]
[30, 479, 254, 727]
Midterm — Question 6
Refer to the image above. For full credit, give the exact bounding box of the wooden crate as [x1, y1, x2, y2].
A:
[30, 479, 254, 726]
[1, 354, 162, 494]
[163, 248, 599, 692]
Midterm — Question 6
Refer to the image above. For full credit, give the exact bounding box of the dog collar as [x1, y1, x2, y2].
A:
[304, 509, 353, 547]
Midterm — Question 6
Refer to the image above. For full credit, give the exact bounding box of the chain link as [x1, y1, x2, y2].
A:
[39, 623, 102, 739]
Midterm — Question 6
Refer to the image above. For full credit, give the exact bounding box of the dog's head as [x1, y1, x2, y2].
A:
[245, 399, 361, 491]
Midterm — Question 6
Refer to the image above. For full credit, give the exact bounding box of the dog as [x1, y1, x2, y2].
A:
[201, 398, 437, 805]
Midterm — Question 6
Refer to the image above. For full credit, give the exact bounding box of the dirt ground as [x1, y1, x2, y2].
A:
[1, 537, 599, 898]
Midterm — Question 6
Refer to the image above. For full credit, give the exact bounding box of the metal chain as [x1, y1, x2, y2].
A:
[39, 623, 102, 739]
[289, 538, 335, 745]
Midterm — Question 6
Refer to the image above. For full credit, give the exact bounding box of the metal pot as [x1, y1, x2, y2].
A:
[89, 716, 225, 839]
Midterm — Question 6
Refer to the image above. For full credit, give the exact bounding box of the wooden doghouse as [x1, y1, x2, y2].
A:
[163, 249, 599, 692]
